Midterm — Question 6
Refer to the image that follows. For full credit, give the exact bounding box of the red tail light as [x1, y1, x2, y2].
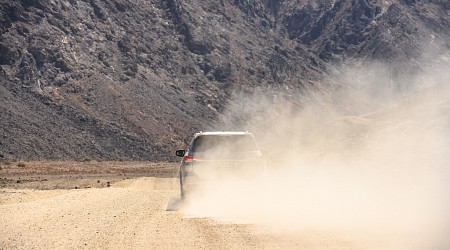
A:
[184, 155, 207, 162]
[184, 155, 194, 162]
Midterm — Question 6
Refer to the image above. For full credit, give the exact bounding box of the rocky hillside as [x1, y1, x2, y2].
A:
[0, 0, 448, 161]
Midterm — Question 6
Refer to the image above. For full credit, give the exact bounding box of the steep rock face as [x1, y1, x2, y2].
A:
[0, 0, 448, 161]
[0, 0, 324, 161]
[278, 0, 449, 64]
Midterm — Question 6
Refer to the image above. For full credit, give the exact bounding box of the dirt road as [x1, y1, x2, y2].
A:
[0, 177, 374, 249]
[3, 176, 448, 250]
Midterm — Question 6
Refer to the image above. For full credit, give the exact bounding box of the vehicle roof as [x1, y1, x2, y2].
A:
[195, 131, 251, 136]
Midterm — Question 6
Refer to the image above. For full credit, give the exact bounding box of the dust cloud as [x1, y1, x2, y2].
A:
[181, 60, 450, 249]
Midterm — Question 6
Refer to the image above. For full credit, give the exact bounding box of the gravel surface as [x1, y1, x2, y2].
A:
[0, 177, 370, 249]
[0, 161, 178, 189]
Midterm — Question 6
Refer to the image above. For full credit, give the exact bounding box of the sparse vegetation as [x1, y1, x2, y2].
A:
[17, 162, 26, 168]
[82, 157, 92, 162]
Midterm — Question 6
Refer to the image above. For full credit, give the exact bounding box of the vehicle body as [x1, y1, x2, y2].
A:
[176, 131, 266, 197]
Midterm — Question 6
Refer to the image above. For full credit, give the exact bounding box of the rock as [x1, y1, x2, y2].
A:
[120, 74, 130, 81]
[55, 58, 72, 73]
[212, 64, 231, 83]
[0, 0, 448, 161]
[0, 43, 21, 65]
[53, 75, 67, 86]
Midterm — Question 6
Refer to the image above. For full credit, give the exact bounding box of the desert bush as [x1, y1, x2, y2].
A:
[17, 162, 26, 168]
[82, 157, 92, 162]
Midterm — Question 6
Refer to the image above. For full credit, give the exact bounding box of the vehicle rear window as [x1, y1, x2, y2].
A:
[192, 135, 257, 153]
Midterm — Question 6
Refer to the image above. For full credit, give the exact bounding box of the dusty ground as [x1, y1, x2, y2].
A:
[1, 161, 447, 249]
[0, 161, 178, 189]
[0, 162, 360, 249]
[0, 176, 363, 250]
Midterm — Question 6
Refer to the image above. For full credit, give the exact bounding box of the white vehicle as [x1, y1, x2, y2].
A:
[175, 131, 266, 197]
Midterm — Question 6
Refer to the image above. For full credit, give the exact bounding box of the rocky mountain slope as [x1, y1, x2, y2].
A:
[0, 0, 449, 161]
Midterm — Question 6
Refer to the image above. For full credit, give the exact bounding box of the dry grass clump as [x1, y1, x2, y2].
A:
[81, 157, 92, 162]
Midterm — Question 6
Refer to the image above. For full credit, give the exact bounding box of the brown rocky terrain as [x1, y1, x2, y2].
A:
[0, 0, 449, 161]
[0, 160, 178, 189]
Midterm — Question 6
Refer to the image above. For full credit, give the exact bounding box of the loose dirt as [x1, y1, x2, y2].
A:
[1, 161, 447, 249]
[0, 175, 373, 250]
[0, 161, 178, 190]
